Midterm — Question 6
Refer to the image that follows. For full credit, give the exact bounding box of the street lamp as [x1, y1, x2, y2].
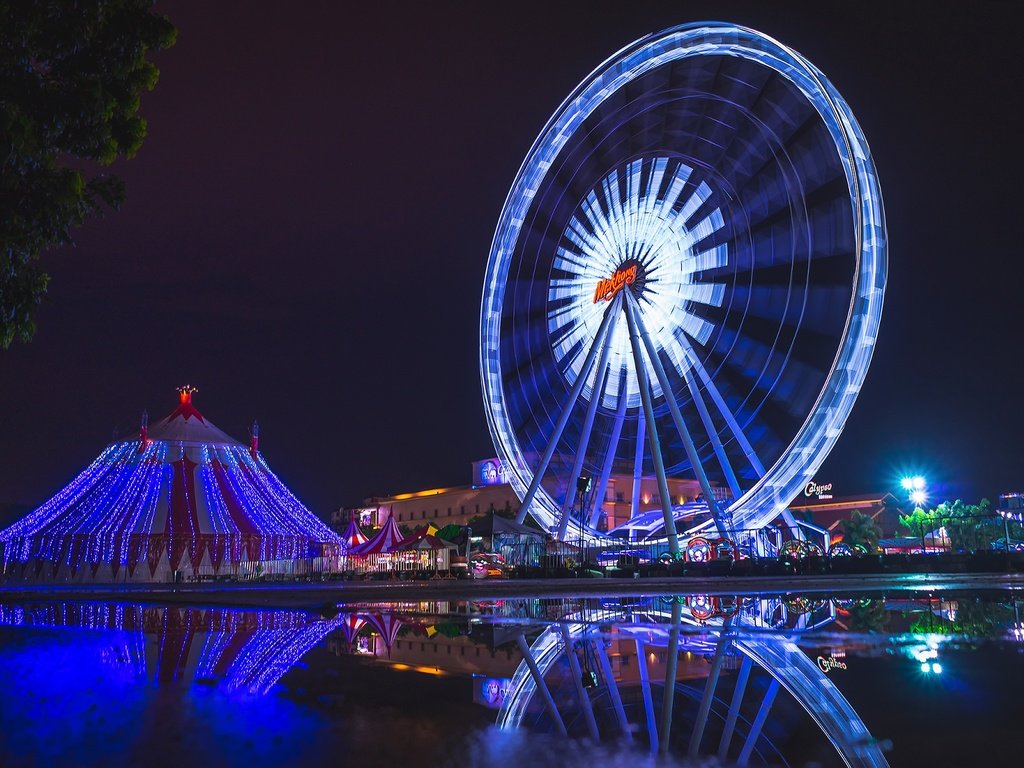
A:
[901, 476, 927, 506]
[576, 475, 592, 569]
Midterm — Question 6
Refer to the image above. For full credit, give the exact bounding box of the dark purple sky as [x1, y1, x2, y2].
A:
[1, 1, 1021, 522]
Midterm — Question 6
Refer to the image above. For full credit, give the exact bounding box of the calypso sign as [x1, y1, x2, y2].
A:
[593, 263, 638, 303]
[817, 655, 847, 673]
[804, 481, 833, 500]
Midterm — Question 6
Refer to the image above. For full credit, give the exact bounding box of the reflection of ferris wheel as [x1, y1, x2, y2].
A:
[480, 23, 886, 546]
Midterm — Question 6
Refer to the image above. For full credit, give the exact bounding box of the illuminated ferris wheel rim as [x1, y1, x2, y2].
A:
[480, 22, 886, 536]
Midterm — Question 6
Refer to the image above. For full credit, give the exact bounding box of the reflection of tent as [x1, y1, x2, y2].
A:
[0, 389, 342, 582]
[338, 613, 367, 646]
[362, 612, 403, 655]
[340, 519, 368, 548]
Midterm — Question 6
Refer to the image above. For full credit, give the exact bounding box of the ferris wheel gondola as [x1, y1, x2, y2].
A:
[481, 23, 886, 547]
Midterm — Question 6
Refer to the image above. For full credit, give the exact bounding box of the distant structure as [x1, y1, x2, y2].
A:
[0, 387, 341, 582]
[335, 458, 711, 533]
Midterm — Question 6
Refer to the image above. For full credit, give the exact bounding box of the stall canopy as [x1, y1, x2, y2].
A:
[398, 528, 459, 553]
[466, 512, 544, 539]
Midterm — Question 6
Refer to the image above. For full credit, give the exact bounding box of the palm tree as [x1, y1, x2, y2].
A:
[841, 510, 882, 552]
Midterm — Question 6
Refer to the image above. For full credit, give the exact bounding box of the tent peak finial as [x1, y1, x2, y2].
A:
[177, 385, 198, 404]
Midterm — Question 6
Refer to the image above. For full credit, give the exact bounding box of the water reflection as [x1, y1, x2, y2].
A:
[0, 603, 345, 694]
[0, 593, 1021, 767]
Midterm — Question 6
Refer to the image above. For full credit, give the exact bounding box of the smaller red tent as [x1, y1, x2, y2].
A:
[340, 519, 368, 549]
[350, 516, 403, 556]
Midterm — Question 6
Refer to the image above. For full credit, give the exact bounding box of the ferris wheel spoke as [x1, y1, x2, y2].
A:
[587, 370, 629, 528]
[679, 341, 766, 477]
[515, 297, 621, 526]
[556, 312, 618, 540]
[624, 296, 680, 555]
[626, 292, 730, 539]
[630, 400, 646, 521]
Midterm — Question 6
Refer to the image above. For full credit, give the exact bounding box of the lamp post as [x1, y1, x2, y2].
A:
[577, 475, 592, 572]
[902, 476, 928, 552]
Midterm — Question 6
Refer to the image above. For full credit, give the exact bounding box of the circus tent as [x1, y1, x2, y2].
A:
[340, 518, 368, 548]
[0, 387, 342, 582]
[349, 516, 404, 556]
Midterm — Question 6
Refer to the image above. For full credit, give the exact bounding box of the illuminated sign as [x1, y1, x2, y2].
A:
[817, 655, 847, 673]
[473, 458, 509, 487]
[804, 481, 833, 500]
[593, 263, 638, 303]
[473, 676, 513, 709]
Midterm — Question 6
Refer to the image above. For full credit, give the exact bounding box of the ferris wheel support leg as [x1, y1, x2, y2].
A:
[738, 677, 780, 766]
[719, 655, 753, 761]
[689, 621, 733, 760]
[635, 637, 659, 752]
[557, 314, 618, 540]
[559, 625, 600, 740]
[625, 292, 731, 540]
[630, 407, 646, 522]
[595, 636, 632, 740]
[515, 633, 567, 735]
[515, 301, 619, 527]
[681, 363, 742, 500]
[624, 301, 680, 556]
[681, 344, 765, 477]
[588, 373, 628, 529]
[658, 600, 683, 754]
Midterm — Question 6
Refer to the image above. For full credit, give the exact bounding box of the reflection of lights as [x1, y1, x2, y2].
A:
[385, 662, 446, 676]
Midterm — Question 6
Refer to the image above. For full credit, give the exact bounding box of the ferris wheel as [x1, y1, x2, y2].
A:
[480, 23, 886, 548]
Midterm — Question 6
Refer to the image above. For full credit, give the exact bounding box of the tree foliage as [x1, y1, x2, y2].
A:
[840, 510, 882, 552]
[1, 0, 175, 348]
[900, 498, 1011, 552]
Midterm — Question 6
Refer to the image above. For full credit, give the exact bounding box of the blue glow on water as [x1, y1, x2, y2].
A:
[0, 622, 327, 768]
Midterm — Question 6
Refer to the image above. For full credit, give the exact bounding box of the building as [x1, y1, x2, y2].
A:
[337, 458, 709, 534]
[788, 489, 904, 540]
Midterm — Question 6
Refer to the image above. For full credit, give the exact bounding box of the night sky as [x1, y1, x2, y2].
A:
[1, 1, 1021, 524]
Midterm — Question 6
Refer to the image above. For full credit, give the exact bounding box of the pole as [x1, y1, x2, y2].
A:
[625, 291, 729, 538]
[516, 299, 619, 526]
[624, 297, 679, 556]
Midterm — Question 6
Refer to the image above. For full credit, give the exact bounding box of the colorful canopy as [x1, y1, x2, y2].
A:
[340, 518, 368, 548]
[349, 516, 404, 556]
[0, 388, 342, 580]
[397, 529, 458, 552]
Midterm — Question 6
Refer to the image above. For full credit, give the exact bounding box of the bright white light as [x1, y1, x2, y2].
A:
[910, 490, 926, 505]
[901, 478, 914, 491]
[912, 476, 926, 490]
[547, 158, 726, 409]
[931, 663, 942, 674]
[920, 662, 930, 673]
